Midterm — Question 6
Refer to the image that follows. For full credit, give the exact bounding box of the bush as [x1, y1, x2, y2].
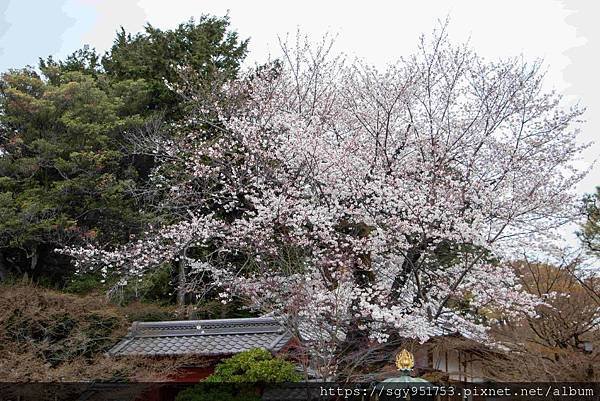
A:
[64, 264, 176, 305]
[129, 264, 176, 304]
[0, 283, 188, 381]
[175, 349, 301, 401]
[63, 272, 107, 294]
[205, 348, 301, 383]
[191, 298, 257, 320]
[0, 283, 128, 374]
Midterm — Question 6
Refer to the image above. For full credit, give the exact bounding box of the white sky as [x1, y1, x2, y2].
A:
[1, 0, 599, 244]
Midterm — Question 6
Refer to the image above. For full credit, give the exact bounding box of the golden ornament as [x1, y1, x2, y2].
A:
[395, 349, 414, 370]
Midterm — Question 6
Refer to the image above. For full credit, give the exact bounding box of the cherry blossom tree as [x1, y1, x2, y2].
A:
[60, 26, 587, 378]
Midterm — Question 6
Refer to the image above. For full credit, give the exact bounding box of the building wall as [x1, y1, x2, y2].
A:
[414, 345, 486, 383]
[170, 366, 215, 382]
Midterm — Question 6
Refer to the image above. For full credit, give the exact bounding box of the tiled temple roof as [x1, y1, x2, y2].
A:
[108, 317, 292, 357]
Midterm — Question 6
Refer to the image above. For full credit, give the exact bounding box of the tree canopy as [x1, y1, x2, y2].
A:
[63, 28, 588, 378]
[0, 16, 247, 284]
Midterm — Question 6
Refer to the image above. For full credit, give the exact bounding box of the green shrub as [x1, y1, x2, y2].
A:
[65, 264, 176, 305]
[63, 272, 106, 294]
[175, 349, 301, 401]
[132, 264, 176, 304]
[191, 298, 257, 320]
[205, 348, 301, 383]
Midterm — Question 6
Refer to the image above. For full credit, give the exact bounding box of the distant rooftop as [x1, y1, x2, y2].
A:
[108, 317, 293, 357]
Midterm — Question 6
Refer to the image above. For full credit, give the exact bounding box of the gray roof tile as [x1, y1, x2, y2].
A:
[108, 317, 293, 357]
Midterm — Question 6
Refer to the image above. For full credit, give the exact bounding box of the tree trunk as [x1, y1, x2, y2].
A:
[177, 250, 186, 310]
[391, 244, 425, 298]
[0, 251, 9, 282]
[30, 246, 38, 272]
[336, 255, 375, 379]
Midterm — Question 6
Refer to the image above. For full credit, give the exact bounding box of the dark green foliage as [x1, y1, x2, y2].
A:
[102, 16, 248, 120]
[191, 298, 258, 320]
[130, 263, 177, 304]
[64, 263, 177, 306]
[579, 187, 600, 254]
[0, 65, 148, 282]
[0, 15, 247, 286]
[40, 45, 101, 79]
[63, 272, 108, 294]
[175, 349, 301, 401]
[205, 348, 301, 383]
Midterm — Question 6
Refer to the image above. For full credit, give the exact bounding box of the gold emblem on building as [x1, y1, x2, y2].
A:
[395, 349, 415, 370]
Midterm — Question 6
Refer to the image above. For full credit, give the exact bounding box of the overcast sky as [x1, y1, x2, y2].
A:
[1, 0, 598, 244]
